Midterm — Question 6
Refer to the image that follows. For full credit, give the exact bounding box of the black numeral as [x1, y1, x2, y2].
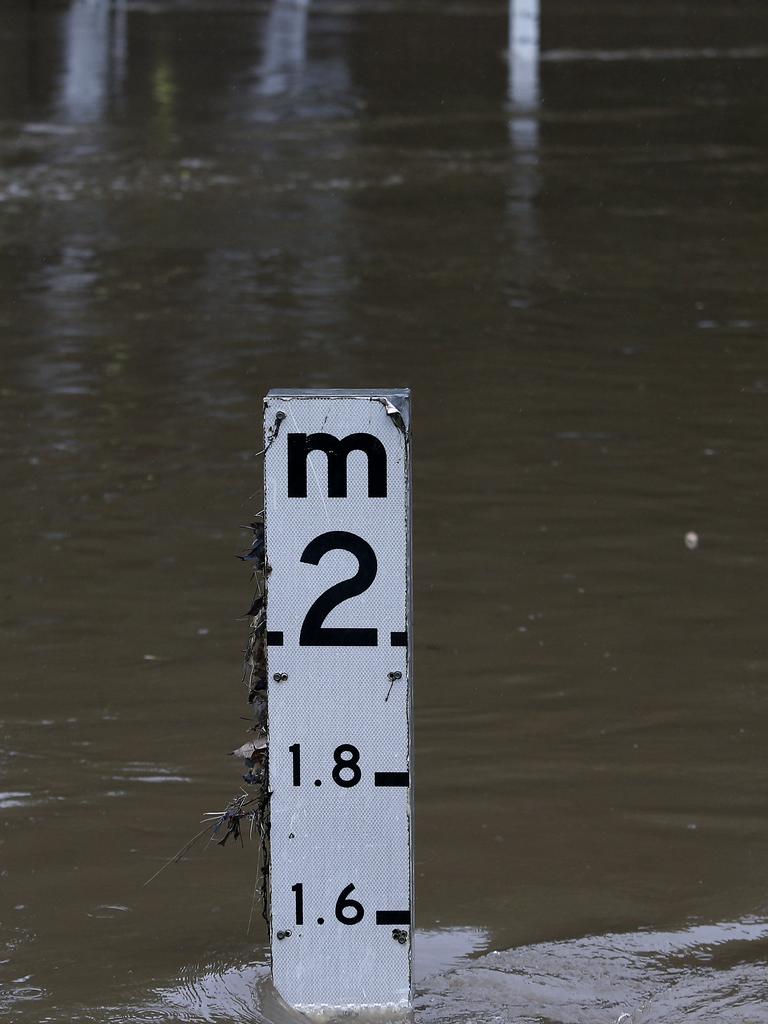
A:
[299, 532, 378, 646]
[291, 882, 304, 925]
[335, 883, 364, 925]
[332, 745, 362, 788]
[286, 743, 363, 787]
[288, 882, 408, 929]
[289, 743, 301, 786]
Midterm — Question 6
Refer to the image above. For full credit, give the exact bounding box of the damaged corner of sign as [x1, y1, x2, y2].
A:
[262, 388, 413, 1012]
[382, 393, 410, 435]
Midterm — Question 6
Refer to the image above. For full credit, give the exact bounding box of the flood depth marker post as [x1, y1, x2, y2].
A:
[264, 388, 413, 1012]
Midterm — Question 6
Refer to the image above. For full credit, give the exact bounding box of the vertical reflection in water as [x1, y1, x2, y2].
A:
[247, 0, 354, 364]
[151, 58, 177, 153]
[112, 0, 128, 98]
[60, 0, 110, 122]
[25, 0, 42, 107]
[508, 0, 539, 111]
[256, 0, 310, 98]
[506, 0, 540, 301]
[24, 243, 97, 459]
[59, 0, 129, 123]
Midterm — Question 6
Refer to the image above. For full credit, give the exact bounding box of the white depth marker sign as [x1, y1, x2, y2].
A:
[264, 388, 412, 1012]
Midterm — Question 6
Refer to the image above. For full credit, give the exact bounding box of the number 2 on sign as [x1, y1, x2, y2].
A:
[299, 532, 378, 646]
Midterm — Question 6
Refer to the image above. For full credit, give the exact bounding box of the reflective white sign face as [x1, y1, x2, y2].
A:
[264, 389, 412, 1012]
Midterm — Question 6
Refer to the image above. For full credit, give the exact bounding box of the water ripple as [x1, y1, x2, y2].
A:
[74, 919, 768, 1023]
[419, 917, 768, 1024]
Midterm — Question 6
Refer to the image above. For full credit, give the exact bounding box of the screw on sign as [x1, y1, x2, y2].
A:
[264, 389, 413, 1012]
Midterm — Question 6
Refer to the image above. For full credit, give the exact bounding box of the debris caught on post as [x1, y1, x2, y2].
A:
[230, 736, 268, 766]
[147, 492, 272, 930]
[238, 521, 265, 567]
[224, 511, 272, 920]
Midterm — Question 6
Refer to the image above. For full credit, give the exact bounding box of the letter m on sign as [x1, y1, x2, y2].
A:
[287, 432, 388, 498]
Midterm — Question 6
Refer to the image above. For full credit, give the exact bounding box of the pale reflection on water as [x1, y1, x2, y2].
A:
[60, 0, 125, 123]
[256, 0, 310, 98]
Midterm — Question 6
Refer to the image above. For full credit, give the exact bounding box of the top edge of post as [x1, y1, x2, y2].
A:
[265, 389, 411, 430]
[266, 388, 410, 398]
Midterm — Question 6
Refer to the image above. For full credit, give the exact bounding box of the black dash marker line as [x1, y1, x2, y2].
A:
[266, 631, 284, 646]
[390, 631, 407, 647]
[374, 772, 409, 787]
[376, 910, 410, 926]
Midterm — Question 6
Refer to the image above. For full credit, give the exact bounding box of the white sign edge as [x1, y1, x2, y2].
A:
[262, 387, 414, 1013]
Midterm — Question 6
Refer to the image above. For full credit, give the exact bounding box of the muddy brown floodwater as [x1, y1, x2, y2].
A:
[1, 0, 768, 1021]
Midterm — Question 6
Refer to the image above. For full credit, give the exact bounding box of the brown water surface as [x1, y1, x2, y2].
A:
[1, 1, 767, 1021]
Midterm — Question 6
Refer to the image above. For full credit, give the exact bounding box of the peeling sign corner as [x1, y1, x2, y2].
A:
[381, 391, 410, 436]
